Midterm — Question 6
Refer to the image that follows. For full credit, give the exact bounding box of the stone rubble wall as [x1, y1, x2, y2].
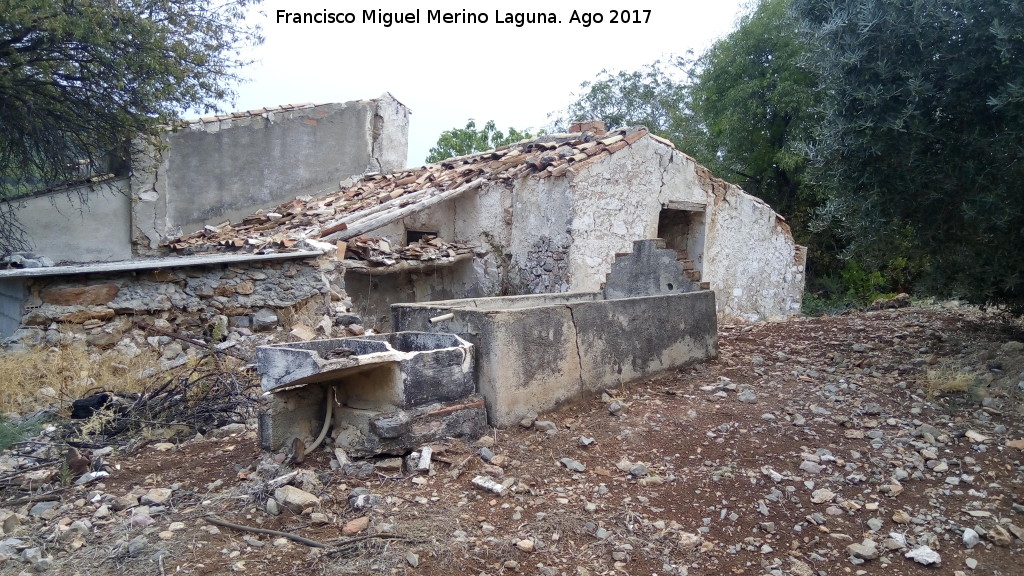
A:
[514, 235, 572, 294]
[9, 258, 364, 359]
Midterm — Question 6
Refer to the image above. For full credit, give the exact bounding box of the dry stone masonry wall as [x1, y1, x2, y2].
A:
[10, 258, 360, 356]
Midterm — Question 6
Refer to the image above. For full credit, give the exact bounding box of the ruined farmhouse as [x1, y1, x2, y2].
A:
[0, 94, 804, 354]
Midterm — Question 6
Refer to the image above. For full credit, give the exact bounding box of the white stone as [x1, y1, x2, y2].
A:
[963, 528, 980, 549]
[905, 546, 941, 565]
[140, 488, 172, 505]
[273, 485, 320, 513]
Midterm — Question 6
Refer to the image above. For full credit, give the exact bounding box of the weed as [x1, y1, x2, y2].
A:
[0, 415, 40, 451]
[801, 292, 856, 316]
[922, 366, 984, 402]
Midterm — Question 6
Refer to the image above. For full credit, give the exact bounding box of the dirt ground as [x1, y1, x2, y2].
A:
[1, 302, 1023, 576]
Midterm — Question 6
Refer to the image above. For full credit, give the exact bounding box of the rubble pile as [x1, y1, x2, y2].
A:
[344, 235, 475, 267]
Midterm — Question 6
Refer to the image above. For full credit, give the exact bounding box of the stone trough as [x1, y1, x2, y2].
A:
[256, 332, 486, 456]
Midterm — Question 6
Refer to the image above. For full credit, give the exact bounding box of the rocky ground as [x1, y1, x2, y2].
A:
[0, 302, 1022, 576]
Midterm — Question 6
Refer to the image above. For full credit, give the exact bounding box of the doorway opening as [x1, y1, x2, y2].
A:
[657, 203, 706, 282]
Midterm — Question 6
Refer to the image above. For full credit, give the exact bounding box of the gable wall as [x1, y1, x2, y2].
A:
[564, 137, 804, 321]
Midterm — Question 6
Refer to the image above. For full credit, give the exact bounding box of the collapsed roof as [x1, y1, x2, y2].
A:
[164, 126, 669, 258]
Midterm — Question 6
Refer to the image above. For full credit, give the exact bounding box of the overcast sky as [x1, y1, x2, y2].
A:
[230, 1, 749, 166]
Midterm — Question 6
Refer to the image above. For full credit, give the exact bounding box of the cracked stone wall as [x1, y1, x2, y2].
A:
[515, 235, 571, 293]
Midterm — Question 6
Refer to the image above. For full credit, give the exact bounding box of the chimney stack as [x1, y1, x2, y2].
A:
[569, 121, 607, 136]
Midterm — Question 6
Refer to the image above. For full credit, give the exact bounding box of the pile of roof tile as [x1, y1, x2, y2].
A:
[164, 126, 663, 256]
[345, 235, 474, 267]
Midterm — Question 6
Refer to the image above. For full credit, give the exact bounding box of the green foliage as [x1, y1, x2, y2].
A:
[839, 261, 887, 305]
[426, 120, 535, 163]
[548, 59, 704, 150]
[0, 0, 263, 255]
[0, 415, 39, 451]
[802, 259, 898, 316]
[691, 0, 820, 233]
[793, 0, 1024, 310]
[800, 292, 852, 316]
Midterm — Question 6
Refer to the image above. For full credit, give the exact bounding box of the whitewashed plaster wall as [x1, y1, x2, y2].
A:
[565, 136, 804, 321]
[566, 138, 707, 291]
[699, 175, 806, 321]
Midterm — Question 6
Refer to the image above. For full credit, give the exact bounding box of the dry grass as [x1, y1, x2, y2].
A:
[0, 339, 162, 415]
[921, 365, 982, 399]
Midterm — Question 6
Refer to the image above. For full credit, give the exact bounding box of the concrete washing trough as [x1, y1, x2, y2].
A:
[393, 239, 719, 427]
[256, 332, 486, 456]
[393, 290, 717, 427]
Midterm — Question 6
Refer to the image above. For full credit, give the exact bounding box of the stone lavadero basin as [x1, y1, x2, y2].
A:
[256, 332, 485, 456]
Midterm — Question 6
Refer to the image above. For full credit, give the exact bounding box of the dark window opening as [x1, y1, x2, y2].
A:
[406, 230, 438, 244]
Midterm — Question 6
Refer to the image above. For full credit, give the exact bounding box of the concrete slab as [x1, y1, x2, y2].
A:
[256, 332, 474, 407]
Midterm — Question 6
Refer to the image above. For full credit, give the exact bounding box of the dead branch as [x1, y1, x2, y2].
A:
[204, 515, 419, 555]
[323, 533, 420, 556]
[1, 491, 64, 507]
[0, 460, 59, 483]
[204, 515, 329, 548]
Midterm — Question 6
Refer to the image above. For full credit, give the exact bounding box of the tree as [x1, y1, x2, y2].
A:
[549, 59, 703, 153]
[691, 0, 819, 227]
[0, 0, 262, 256]
[426, 120, 535, 163]
[793, 0, 1024, 309]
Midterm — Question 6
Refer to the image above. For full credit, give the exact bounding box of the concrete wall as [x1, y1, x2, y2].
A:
[0, 279, 26, 339]
[346, 182, 513, 328]
[134, 94, 410, 252]
[392, 289, 717, 427]
[7, 94, 410, 263]
[345, 256, 492, 332]
[573, 291, 717, 387]
[5, 179, 133, 263]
